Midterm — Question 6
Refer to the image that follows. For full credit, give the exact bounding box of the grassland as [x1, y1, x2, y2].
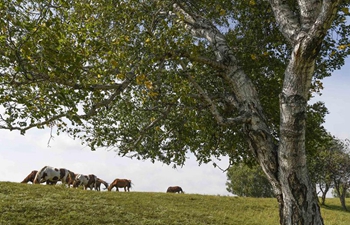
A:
[0, 182, 349, 225]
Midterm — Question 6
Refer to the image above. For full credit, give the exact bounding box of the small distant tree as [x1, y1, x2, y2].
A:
[226, 163, 274, 197]
[331, 187, 350, 198]
[307, 132, 334, 205]
[329, 139, 350, 211]
[309, 136, 350, 208]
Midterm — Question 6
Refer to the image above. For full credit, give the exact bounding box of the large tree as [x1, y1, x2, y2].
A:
[1, 1, 350, 224]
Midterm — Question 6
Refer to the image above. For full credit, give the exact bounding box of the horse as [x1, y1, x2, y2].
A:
[166, 186, 184, 193]
[95, 178, 109, 191]
[108, 179, 132, 192]
[33, 166, 70, 185]
[21, 170, 57, 185]
[72, 174, 98, 190]
[65, 171, 77, 187]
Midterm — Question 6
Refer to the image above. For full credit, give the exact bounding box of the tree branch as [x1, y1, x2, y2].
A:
[268, 0, 301, 44]
[297, 0, 322, 31]
[129, 105, 173, 151]
[0, 73, 135, 134]
[186, 74, 251, 127]
[0, 113, 67, 135]
[309, 0, 341, 38]
[173, 3, 235, 65]
[81, 74, 134, 119]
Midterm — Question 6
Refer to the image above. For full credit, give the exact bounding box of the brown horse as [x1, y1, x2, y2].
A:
[108, 179, 132, 192]
[21, 170, 57, 185]
[95, 178, 109, 191]
[166, 186, 184, 193]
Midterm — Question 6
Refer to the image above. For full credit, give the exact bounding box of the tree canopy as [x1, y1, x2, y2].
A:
[226, 163, 274, 197]
[1, 0, 348, 165]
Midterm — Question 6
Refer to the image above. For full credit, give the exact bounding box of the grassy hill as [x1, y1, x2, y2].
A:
[0, 182, 349, 225]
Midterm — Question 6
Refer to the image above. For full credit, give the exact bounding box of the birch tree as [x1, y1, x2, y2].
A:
[1, 0, 350, 224]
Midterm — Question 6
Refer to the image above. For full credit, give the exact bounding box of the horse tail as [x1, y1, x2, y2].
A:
[103, 181, 109, 189]
[34, 166, 47, 184]
[128, 180, 132, 189]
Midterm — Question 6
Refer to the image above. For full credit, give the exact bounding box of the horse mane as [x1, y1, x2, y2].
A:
[33, 166, 48, 184]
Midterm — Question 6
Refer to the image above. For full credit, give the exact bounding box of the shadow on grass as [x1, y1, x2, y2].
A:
[321, 203, 350, 213]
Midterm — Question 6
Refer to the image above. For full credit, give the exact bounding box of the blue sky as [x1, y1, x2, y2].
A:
[0, 56, 349, 196]
[311, 57, 350, 140]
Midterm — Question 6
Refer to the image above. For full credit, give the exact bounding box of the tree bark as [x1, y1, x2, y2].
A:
[320, 183, 330, 205]
[340, 187, 348, 211]
[334, 181, 349, 211]
[278, 65, 323, 224]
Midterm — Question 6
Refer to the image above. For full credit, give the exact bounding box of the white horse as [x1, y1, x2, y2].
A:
[34, 166, 70, 185]
[72, 174, 98, 190]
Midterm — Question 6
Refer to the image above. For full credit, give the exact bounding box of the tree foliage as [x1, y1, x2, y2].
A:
[0, 0, 348, 165]
[226, 163, 274, 197]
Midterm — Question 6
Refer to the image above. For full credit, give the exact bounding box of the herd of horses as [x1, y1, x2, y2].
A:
[21, 165, 184, 193]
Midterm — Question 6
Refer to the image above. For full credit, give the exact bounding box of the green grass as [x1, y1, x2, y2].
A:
[0, 182, 349, 225]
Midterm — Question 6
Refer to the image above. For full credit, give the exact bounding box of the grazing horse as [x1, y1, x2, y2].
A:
[95, 178, 109, 191]
[65, 171, 77, 187]
[166, 186, 184, 193]
[21, 170, 57, 185]
[108, 179, 132, 192]
[34, 166, 70, 185]
[73, 174, 98, 190]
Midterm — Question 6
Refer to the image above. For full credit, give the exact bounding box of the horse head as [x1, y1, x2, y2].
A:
[21, 170, 38, 183]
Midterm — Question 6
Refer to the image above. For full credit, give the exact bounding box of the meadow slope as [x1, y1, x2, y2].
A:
[0, 182, 349, 225]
